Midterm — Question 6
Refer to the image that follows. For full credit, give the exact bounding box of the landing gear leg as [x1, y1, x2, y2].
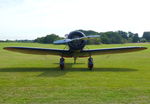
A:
[60, 57, 65, 70]
[88, 57, 93, 70]
[74, 57, 77, 64]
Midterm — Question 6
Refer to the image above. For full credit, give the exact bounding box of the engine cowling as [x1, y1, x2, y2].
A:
[68, 31, 86, 50]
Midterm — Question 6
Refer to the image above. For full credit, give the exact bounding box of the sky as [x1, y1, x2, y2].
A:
[0, 0, 150, 40]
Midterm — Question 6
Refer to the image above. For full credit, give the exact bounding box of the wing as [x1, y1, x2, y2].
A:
[3, 47, 69, 56]
[81, 46, 147, 56]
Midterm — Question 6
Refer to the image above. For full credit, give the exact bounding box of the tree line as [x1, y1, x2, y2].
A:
[79, 30, 141, 44]
[34, 30, 150, 44]
[1, 30, 150, 44]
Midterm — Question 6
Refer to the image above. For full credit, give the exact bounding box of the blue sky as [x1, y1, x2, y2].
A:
[0, 0, 150, 40]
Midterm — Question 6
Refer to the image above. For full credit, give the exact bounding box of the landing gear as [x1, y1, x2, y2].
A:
[60, 57, 65, 70]
[59, 57, 93, 70]
[88, 57, 93, 70]
[74, 57, 77, 64]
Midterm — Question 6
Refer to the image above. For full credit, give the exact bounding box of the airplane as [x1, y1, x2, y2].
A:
[4, 31, 147, 70]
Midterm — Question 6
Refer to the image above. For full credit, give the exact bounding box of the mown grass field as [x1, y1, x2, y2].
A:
[0, 42, 150, 104]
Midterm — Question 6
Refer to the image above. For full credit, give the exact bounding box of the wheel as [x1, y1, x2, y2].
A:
[88, 63, 93, 70]
[60, 57, 65, 70]
[88, 57, 93, 70]
[60, 64, 64, 70]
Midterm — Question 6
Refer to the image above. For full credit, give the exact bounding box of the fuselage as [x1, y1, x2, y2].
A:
[67, 31, 86, 51]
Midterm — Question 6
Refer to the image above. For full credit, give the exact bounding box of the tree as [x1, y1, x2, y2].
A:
[140, 38, 147, 43]
[34, 34, 63, 44]
[132, 33, 140, 43]
[78, 29, 99, 36]
[117, 31, 128, 43]
[118, 31, 128, 39]
[127, 32, 140, 43]
[100, 33, 111, 44]
[143, 32, 150, 42]
[101, 32, 124, 44]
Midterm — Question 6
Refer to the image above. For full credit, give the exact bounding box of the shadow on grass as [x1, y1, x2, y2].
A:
[0, 64, 138, 77]
[53, 63, 85, 65]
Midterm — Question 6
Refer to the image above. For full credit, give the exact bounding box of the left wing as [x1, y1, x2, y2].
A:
[3, 47, 69, 56]
[81, 46, 147, 56]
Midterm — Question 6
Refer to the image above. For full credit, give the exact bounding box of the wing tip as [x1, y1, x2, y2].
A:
[3, 47, 9, 50]
[138, 47, 147, 50]
[3, 47, 13, 50]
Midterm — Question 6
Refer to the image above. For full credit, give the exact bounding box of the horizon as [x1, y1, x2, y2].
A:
[0, 29, 147, 41]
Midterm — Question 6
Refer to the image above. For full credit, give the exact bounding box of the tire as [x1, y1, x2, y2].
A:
[88, 63, 93, 70]
[60, 64, 64, 70]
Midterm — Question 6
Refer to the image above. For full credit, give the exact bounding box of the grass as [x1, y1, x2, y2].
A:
[0, 42, 150, 104]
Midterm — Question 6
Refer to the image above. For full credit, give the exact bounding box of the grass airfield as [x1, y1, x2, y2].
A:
[0, 42, 150, 104]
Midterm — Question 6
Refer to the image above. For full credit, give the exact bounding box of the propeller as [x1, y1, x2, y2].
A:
[53, 35, 100, 44]
[53, 39, 72, 44]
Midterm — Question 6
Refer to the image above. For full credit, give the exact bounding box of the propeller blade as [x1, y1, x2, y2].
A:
[53, 39, 72, 44]
[87, 35, 100, 38]
[74, 35, 100, 40]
